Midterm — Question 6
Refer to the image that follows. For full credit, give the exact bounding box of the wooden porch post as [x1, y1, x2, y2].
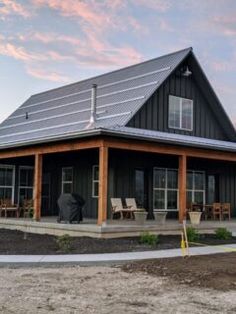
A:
[97, 144, 108, 225]
[178, 154, 187, 223]
[34, 154, 43, 221]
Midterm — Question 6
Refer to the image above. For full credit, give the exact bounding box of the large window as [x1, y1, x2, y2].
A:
[168, 95, 193, 131]
[0, 165, 15, 203]
[187, 171, 205, 205]
[62, 167, 73, 194]
[153, 168, 178, 211]
[18, 166, 34, 205]
[92, 165, 99, 198]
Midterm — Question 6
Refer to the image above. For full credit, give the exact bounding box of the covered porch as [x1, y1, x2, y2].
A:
[0, 136, 236, 234]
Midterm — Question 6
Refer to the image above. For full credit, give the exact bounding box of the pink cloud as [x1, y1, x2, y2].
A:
[0, 0, 31, 18]
[73, 30, 143, 68]
[32, 0, 113, 28]
[47, 50, 75, 61]
[19, 32, 81, 46]
[128, 17, 148, 34]
[132, 0, 171, 11]
[77, 45, 143, 68]
[211, 61, 231, 72]
[210, 14, 236, 37]
[0, 42, 45, 61]
[26, 66, 70, 82]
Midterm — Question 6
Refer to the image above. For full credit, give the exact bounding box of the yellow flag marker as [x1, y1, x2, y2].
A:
[181, 232, 186, 257]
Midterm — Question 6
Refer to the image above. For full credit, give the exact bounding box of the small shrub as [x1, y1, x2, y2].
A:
[140, 232, 159, 246]
[215, 228, 232, 240]
[186, 227, 199, 243]
[56, 234, 72, 253]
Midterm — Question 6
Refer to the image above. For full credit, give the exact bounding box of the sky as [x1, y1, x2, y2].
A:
[0, 0, 236, 126]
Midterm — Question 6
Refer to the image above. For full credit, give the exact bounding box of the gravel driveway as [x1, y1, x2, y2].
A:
[0, 265, 235, 314]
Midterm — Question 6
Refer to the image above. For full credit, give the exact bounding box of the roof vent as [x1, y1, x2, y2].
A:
[90, 84, 97, 124]
[25, 112, 29, 120]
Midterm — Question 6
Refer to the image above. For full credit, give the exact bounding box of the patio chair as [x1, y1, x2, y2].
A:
[1, 199, 19, 218]
[212, 203, 222, 220]
[111, 198, 132, 219]
[125, 198, 145, 212]
[221, 203, 231, 220]
[22, 199, 34, 218]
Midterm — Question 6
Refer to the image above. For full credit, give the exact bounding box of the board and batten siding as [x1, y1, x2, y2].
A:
[43, 149, 99, 218]
[127, 64, 228, 141]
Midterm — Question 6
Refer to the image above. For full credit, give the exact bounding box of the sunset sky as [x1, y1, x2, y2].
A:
[0, 0, 236, 125]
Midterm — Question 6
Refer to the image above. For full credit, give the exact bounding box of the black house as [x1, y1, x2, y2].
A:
[0, 47, 236, 224]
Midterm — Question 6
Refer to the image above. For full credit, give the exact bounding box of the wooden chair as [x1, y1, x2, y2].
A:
[111, 198, 132, 219]
[125, 198, 145, 218]
[212, 203, 222, 220]
[221, 203, 231, 220]
[22, 199, 34, 218]
[1, 199, 19, 218]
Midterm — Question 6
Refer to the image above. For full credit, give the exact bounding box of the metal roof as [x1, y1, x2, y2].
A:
[103, 126, 236, 153]
[0, 47, 192, 149]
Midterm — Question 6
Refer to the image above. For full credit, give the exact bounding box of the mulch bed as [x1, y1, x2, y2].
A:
[0, 229, 236, 255]
[122, 253, 236, 291]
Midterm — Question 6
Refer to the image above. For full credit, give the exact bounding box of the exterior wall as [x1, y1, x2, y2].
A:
[108, 151, 236, 218]
[1, 148, 236, 219]
[108, 149, 179, 219]
[0, 156, 34, 206]
[127, 62, 229, 141]
[188, 158, 236, 217]
[43, 149, 99, 218]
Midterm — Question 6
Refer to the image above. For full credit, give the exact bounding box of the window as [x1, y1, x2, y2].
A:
[0, 165, 15, 203]
[92, 165, 99, 198]
[18, 166, 34, 205]
[168, 95, 193, 131]
[62, 167, 73, 194]
[153, 168, 178, 211]
[187, 171, 205, 205]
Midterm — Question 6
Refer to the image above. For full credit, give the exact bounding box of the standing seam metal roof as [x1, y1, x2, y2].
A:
[0, 48, 192, 148]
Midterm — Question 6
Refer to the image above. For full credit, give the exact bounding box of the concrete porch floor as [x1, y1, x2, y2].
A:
[0, 216, 236, 238]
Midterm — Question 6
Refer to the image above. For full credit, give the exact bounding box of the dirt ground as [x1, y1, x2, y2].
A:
[123, 253, 236, 291]
[1, 228, 236, 254]
[1, 254, 236, 314]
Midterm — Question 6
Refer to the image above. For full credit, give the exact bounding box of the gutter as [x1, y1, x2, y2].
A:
[0, 126, 236, 154]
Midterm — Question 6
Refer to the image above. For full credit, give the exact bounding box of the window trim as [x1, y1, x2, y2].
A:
[61, 167, 73, 194]
[92, 165, 99, 198]
[18, 166, 34, 205]
[168, 95, 193, 131]
[153, 167, 179, 212]
[0, 164, 15, 204]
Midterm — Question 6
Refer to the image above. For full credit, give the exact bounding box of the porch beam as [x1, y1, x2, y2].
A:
[104, 138, 236, 162]
[34, 154, 43, 221]
[178, 155, 187, 223]
[97, 144, 108, 225]
[0, 138, 102, 160]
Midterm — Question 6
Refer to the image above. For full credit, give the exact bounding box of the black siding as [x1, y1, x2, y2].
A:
[1, 149, 236, 219]
[43, 149, 99, 218]
[128, 60, 229, 141]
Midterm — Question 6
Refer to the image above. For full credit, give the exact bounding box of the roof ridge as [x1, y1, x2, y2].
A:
[30, 47, 192, 98]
